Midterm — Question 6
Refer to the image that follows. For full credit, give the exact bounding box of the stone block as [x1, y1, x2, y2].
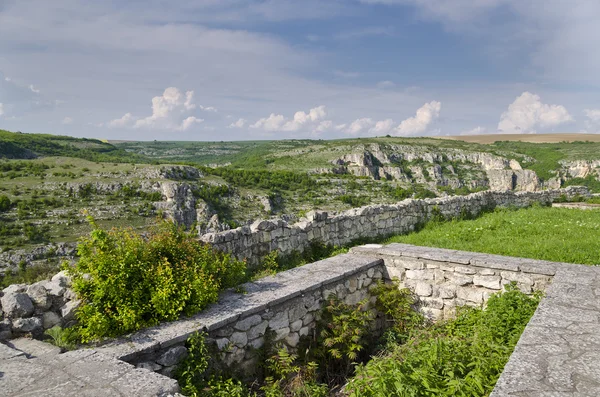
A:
[290, 320, 303, 332]
[456, 288, 483, 304]
[288, 304, 308, 323]
[230, 332, 248, 348]
[285, 332, 300, 348]
[473, 275, 501, 290]
[415, 282, 433, 297]
[500, 271, 533, 286]
[268, 310, 290, 330]
[406, 270, 435, 280]
[234, 314, 262, 332]
[157, 346, 188, 367]
[454, 266, 477, 275]
[448, 274, 472, 286]
[137, 361, 162, 372]
[247, 320, 268, 340]
[437, 285, 456, 299]
[274, 327, 290, 341]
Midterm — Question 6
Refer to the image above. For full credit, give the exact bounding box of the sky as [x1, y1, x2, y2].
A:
[1, 0, 600, 141]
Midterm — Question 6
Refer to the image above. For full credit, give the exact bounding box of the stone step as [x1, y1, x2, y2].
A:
[6, 337, 61, 358]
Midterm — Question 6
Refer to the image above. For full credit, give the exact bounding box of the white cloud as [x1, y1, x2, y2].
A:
[583, 109, 600, 133]
[228, 118, 247, 128]
[62, 116, 73, 125]
[180, 116, 204, 131]
[334, 26, 394, 40]
[395, 101, 441, 136]
[199, 105, 218, 112]
[0, 103, 4, 117]
[498, 92, 572, 134]
[584, 109, 600, 123]
[370, 119, 395, 134]
[460, 126, 486, 135]
[107, 87, 207, 131]
[282, 105, 327, 131]
[346, 118, 375, 135]
[251, 106, 330, 133]
[250, 113, 286, 131]
[29, 84, 40, 94]
[109, 112, 135, 128]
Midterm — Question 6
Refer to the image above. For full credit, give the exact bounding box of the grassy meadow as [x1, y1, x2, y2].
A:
[387, 205, 600, 265]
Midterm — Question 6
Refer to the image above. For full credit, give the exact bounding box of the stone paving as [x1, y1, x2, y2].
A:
[491, 261, 600, 396]
[0, 338, 180, 396]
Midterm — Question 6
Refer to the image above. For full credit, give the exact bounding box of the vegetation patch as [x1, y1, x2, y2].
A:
[347, 285, 541, 397]
[66, 218, 247, 342]
[174, 283, 538, 397]
[388, 205, 600, 265]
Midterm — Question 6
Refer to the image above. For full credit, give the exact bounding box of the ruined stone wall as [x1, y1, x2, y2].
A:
[201, 186, 589, 266]
[350, 243, 554, 321]
[97, 254, 386, 377]
[96, 243, 565, 380]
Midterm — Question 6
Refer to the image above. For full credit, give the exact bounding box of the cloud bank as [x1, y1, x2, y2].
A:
[498, 92, 572, 134]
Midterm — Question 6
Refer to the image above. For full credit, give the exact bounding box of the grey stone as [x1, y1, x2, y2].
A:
[216, 338, 230, 350]
[247, 320, 268, 340]
[473, 275, 501, 290]
[414, 282, 433, 297]
[285, 332, 300, 347]
[269, 310, 289, 330]
[234, 314, 262, 331]
[156, 346, 188, 367]
[51, 271, 71, 287]
[456, 288, 483, 304]
[1, 292, 34, 318]
[290, 319, 303, 332]
[42, 311, 62, 329]
[60, 299, 81, 322]
[43, 280, 66, 297]
[27, 283, 51, 310]
[137, 361, 162, 372]
[12, 317, 43, 333]
[230, 332, 248, 347]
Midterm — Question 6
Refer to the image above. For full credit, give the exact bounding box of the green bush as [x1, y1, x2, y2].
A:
[347, 285, 541, 397]
[0, 195, 11, 211]
[67, 218, 247, 342]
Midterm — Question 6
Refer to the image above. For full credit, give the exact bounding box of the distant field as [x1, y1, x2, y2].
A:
[387, 206, 600, 265]
[443, 133, 600, 144]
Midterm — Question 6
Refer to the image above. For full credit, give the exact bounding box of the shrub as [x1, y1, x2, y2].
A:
[176, 331, 253, 397]
[347, 284, 541, 397]
[44, 326, 80, 350]
[0, 194, 10, 211]
[68, 218, 247, 341]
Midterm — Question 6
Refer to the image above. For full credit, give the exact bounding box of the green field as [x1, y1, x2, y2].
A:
[387, 206, 600, 265]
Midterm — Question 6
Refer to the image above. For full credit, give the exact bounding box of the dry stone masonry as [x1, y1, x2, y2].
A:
[201, 186, 589, 266]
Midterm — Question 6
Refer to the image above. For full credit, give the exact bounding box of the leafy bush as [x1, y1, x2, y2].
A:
[371, 280, 425, 347]
[261, 348, 328, 397]
[347, 285, 541, 397]
[0, 194, 11, 211]
[67, 218, 247, 341]
[177, 331, 253, 397]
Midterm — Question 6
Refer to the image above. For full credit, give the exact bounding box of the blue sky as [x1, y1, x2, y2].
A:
[1, 0, 600, 140]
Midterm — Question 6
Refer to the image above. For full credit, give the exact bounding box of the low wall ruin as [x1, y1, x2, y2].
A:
[200, 187, 589, 266]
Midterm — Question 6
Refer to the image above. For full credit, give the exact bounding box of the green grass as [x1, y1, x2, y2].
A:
[387, 206, 600, 265]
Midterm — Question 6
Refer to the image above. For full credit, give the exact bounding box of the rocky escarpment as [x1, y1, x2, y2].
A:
[317, 143, 547, 191]
[559, 159, 600, 179]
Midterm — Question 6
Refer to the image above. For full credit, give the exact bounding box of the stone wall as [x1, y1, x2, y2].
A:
[0, 271, 78, 341]
[97, 242, 565, 381]
[96, 254, 385, 377]
[350, 243, 555, 321]
[200, 186, 589, 267]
